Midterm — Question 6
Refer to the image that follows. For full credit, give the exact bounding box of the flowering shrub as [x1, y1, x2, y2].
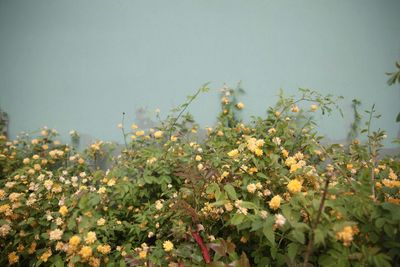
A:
[0, 85, 399, 267]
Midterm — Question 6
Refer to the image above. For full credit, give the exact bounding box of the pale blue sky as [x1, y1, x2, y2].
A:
[0, 0, 399, 146]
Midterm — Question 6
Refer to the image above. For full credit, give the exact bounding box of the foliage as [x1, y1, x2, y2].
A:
[386, 61, 400, 122]
[0, 107, 8, 137]
[0, 85, 399, 267]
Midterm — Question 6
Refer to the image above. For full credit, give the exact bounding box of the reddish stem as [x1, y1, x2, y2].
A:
[192, 231, 211, 263]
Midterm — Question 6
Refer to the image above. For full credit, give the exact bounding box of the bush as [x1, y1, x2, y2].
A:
[0, 85, 399, 267]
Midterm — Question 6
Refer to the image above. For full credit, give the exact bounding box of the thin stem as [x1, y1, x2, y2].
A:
[167, 88, 203, 140]
[366, 105, 376, 199]
[303, 173, 331, 266]
[121, 112, 128, 150]
[312, 140, 352, 184]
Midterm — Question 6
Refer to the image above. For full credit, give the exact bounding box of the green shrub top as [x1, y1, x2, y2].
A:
[0, 86, 399, 267]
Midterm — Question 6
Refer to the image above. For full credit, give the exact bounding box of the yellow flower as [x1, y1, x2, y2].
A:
[224, 202, 233, 211]
[135, 130, 145, 136]
[39, 249, 52, 262]
[247, 183, 257, 193]
[163, 240, 174, 252]
[139, 250, 147, 259]
[97, 244, 111, 255]
[131, 124, 138, 130]
[17, 244, 24, 252]
[336, 226, 358, 246]
[170, 135, 178, 142]
[23, 158, 30, 164]
[28, 242, 37, 254]
[285, 157, 297, 167]
[227, 149, 239, 157]
[268, 128, 276, 135]
[254, 148, 263, 157]
[197, 163, 204, 171]
[0, 204, 11, 214]
[69, 235, 81, 247]
[287, 180, 302, 193]
[98, 187, 106, 194]
[34, 164, 41, 171]
[85, 231, 97, 244]
[89, 257, 101, 267]
[236, 102, 245, 109]
[346, 164, 353, 170]
[195, 155, 202, 161]
[59, 206, 68, 216]
[310, 104, 318, 111]
[97, 218, 106, 226]
[290, 163, 301, 173]
[8, 252, 19, 265]
[155, 200, 163, 210]
[269, 195, 282, 210]
[389, 169, 398, 180]
[291, 105, 299, 113]
[248, 167, 258, 175]
[154, 131, 163, 138]
[8, 192, 21, 202]
[221, 97, 229, 105]
[107, 179, 116, 186]
[79, 246, 92, 259]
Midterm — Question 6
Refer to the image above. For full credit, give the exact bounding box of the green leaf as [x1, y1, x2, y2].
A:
[375, 218, 386, 229]
[287, 243, 299, 260]
[382, 202, 400, 220]
[314, 228, 325, 246]
[291, 229, 305, 244]
[52, 255, 64, 267]
[256, 173, 267, 179]
[262, 216, 276, 246]
[224, 184, 237, 200]
[251, 219, 264, 231]
[230, 213, 246, 226]
[240, 201, 257, 210]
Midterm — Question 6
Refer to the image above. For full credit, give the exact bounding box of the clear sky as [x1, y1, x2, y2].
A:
[0, 0, 399, 146]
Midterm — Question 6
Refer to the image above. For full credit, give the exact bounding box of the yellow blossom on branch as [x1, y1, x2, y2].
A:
[163, 240, 174, 252]
[227, 149, 239, 157]
[269, 195, 282, 210]
[287, 180, 302, 193]
[59, 206, 68, 216]
[8, 252, 19, 265]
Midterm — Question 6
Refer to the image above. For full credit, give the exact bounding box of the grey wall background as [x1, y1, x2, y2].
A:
[0, 0, 399, 147]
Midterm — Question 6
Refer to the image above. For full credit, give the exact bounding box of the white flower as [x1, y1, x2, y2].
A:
[247, 183, 257, 193]
[0, 224, 11, 237]
[272, 137, 281, 145]
[155, 200, 163, 210]
[260, 210, 268, 219]
[49, 229, 63, 240]
[56, 218, 63, 226]
[275, 214, 286, 227]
